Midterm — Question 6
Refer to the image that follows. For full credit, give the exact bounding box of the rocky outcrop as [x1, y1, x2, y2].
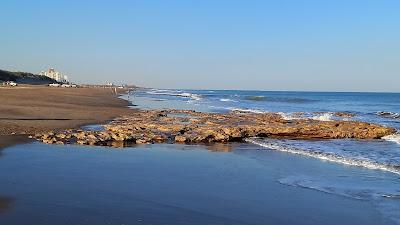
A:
[36, 109, 396, 147]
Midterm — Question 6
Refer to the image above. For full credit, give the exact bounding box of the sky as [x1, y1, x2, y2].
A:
[1, 0, 399, 92]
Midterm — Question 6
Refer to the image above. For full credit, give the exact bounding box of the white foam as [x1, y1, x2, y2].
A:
[312, 113, 333, 121]
[277, 112, 303, 120]
[376, 111, 400, 119]
[180, 92, 202, 101]
[382, 134, 400, 145]
[246, 138, 400, 175]
[146, 89, 202, 101]
[277, 112, 350, 121]
[219, 98, 237, 102]
[228, 107, 266, 114]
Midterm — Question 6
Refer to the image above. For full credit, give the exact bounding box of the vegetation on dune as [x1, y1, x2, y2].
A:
[0, 69, 57, 84]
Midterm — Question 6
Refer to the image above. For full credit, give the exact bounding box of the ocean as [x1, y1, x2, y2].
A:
[125, 88, 400, 223]
[0, 89, 399, 225]
[127, 88, 400, 174]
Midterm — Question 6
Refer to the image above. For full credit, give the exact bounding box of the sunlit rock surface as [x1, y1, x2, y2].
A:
[37, 109, 396, 147]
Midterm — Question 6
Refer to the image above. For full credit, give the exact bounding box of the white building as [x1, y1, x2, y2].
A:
[39, 68, 69, 83]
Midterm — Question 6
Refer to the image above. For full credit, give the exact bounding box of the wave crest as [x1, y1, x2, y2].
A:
[376, 111, 400, 119]
[246, 138, 400, 175]
[146, 89, 202, 101]
[219, 98, 237, 102]
[228, 107, 266, 114]
[312, 113, 334, 121]
[382, 134, 400, 145]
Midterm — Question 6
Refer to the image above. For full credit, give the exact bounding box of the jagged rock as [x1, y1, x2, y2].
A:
[136, 139, 150, 144]
[334, 112, 355, 118]
[74, 132, 87, 140]
[175, 135, 187, 142]
[77, 140, 87, 145]
[56, 134, 67, 139]
[36, 109, 396, 147]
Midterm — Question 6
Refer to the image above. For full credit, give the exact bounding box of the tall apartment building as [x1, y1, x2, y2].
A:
[39, 68, 69, 83]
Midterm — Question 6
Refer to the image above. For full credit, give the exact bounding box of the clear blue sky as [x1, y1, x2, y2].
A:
[1, 0, 399, 92]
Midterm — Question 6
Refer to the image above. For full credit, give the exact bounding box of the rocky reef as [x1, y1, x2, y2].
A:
[36, 109, 396, 147]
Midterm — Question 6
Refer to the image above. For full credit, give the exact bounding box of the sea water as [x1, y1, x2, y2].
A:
[124, 88, 400, 223]
[127, 89, 400, 173]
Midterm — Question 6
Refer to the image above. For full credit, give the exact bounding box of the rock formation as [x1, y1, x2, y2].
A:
[36, 109, 396, 147]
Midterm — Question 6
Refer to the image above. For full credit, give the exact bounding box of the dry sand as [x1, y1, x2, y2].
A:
[0, 85, 134, 143]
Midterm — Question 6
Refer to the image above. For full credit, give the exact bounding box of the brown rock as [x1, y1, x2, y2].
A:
[37, 109, 396, 147]
[175, 135, 187, 142]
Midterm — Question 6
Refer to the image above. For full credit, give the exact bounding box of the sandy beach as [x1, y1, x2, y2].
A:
[0, 85, 134, 148]
[0, 85, 133, 135]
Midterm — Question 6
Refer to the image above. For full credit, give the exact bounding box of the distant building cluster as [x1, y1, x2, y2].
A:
[39, 68, 69, 83]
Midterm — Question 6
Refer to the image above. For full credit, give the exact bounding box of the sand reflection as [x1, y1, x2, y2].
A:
[0, 196, 14, 214]
[0, 135, 33, 157]
[205, 143, 235, 152]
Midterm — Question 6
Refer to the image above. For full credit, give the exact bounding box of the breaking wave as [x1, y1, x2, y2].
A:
[311, 112, 334, 121]
[219, 98, 237, 102]
[246, 138, 400, 175]
[228, 107, 266, 114]
[376, 111, 400, 119]
[382, 133, 400, 145]
[146, 89, 202, 101]
[277, 112, 350, 121]
[277, 112, 303, 120]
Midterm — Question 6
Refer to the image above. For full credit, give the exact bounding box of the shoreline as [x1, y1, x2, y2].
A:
[1, 86, 397, 149]
[0, 85, 135, 149]
[1, 87, 399, 225]
[0, 135, 33, 153]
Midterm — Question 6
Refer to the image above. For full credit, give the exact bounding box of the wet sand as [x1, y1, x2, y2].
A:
[0, 142, 396, 225]
[0, 85, 134, 139]
[0, 136, 32, 149]
[0, 135, 33, 154]
[0, 197, 13, 214]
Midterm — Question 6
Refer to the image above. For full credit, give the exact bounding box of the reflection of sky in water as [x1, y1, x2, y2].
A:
[0, 197, 13, 214]
[0, 142, 398, 225]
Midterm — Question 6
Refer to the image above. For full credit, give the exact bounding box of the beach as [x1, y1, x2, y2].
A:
[2, 1, 399, 224]
[0, 85, 133, 138]
[0, 88, 399, 225]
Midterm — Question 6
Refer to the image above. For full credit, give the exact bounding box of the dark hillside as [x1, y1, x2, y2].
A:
[0, 69, 57, 84]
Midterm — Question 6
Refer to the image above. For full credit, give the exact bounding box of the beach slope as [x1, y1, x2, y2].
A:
[0, 85, 133, 136]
